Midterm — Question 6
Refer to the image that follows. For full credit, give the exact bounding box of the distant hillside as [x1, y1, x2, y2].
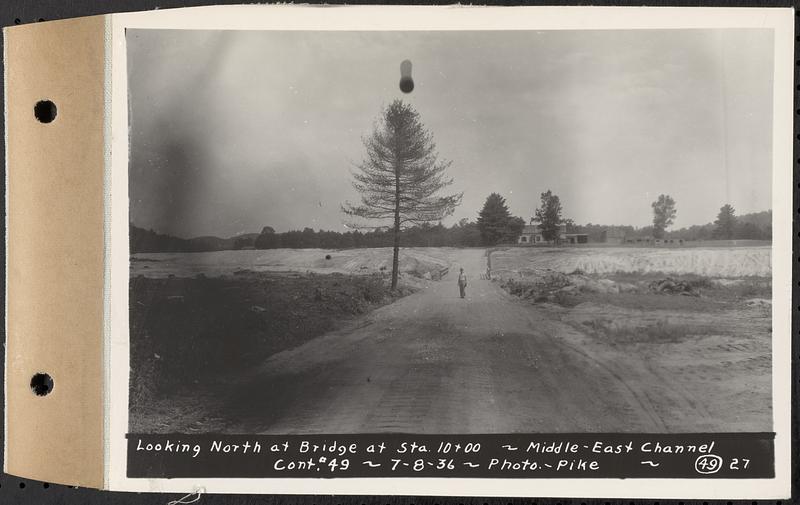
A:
[131, 222, 483, 252]
[130, 224, 259, 253]
[738, 210, 772, 228]
[189, 234, 260, 251]
[666, 210, 771, 241]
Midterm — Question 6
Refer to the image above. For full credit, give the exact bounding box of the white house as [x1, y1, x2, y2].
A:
[517, 220, 587, 245]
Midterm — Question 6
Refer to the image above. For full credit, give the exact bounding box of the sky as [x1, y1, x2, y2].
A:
[127, 28, 774, 238]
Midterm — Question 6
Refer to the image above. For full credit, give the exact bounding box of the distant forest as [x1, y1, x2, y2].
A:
[570, 210, 772, 242]
[130, 210, 772, 254]
[130, 221, 481, 253]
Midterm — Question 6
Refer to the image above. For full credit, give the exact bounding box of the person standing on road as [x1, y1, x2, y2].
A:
[457, 268, 468, 298]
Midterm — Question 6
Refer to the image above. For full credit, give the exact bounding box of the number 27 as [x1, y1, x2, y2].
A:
[730, 458, 750, 470]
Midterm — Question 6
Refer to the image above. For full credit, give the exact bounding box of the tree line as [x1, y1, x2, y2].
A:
[641, 196, 769, 240]
[130, 203, 770, 255]
[253, 222, 482, 250]
[130, 221, 485, 253]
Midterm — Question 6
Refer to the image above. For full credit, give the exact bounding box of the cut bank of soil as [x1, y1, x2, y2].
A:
[129, 272, 413, 426]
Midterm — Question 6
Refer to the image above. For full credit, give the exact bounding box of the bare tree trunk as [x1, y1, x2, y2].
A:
[391, 165, 401, 290]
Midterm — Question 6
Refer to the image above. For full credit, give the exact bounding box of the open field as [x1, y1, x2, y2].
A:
[130, 245, 772, 434]
[132, 247, 452, 279]
[133, 245, 770, 280]
[490, 245, 770, 278]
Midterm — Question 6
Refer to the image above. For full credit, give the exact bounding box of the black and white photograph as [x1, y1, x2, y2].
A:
[118, 12, 788, 488]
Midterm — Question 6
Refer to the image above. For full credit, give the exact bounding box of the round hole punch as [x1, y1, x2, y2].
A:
[34, 100, 57, 123]
[399, 59, 414, 93]
[30, 373, 54, 396]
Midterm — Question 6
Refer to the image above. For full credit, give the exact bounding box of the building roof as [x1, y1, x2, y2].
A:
[521, 223, 567, 234]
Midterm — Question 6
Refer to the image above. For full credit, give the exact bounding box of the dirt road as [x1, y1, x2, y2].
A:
[213, 248, 768, 434]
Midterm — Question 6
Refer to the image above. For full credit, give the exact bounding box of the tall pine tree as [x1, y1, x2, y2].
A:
[342, 100, 462, 289]
[477, 193, 524, 245]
